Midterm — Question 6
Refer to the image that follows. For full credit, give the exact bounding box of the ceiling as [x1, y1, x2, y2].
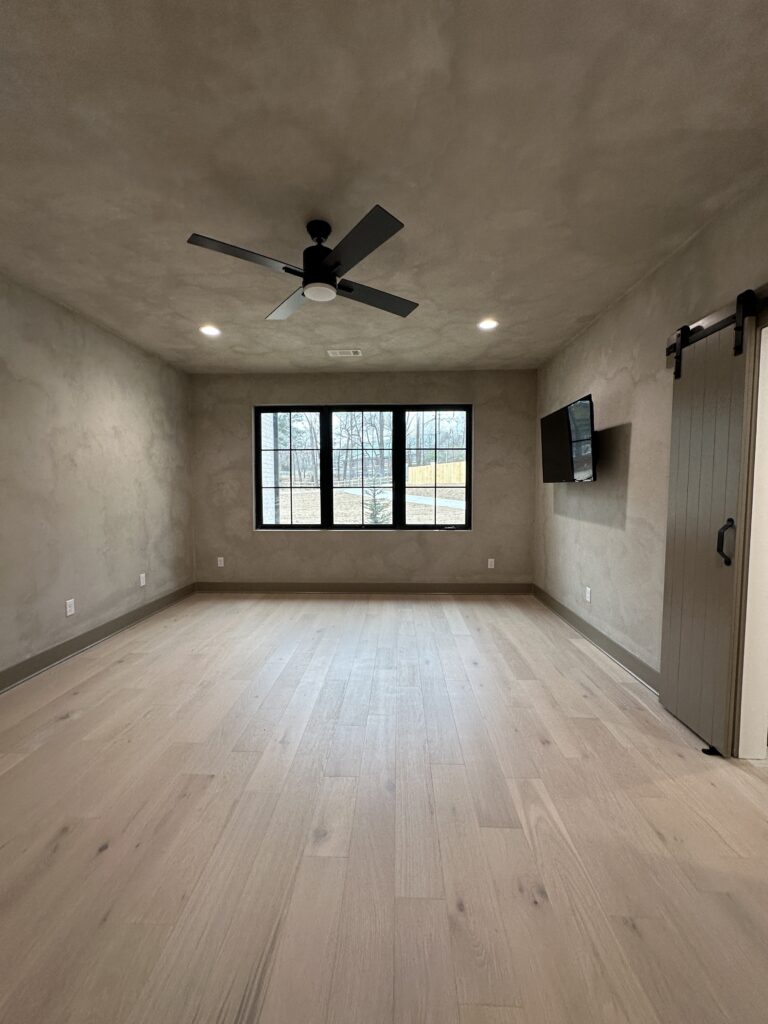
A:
[2, 1, 768, 374]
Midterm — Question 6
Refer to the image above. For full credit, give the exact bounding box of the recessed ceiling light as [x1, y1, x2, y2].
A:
[478, 318, 498, 331]
[199, 324, 221, 337]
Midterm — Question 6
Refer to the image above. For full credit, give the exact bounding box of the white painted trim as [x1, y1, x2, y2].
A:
[739, 327, 768, 758]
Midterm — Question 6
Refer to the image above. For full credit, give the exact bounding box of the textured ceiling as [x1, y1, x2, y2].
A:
[2, 1, 768, 373]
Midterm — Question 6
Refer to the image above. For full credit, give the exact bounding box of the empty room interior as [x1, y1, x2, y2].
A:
[4, 3, 768, 1022]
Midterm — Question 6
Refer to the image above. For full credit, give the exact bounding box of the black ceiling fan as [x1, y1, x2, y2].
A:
[187, 205, 418, 321]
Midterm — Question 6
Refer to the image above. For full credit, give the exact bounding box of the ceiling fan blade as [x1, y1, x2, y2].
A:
[322, 205, 403, 277]
[188, 233, 302, 277]
[266, 287, 306, 320]
[337, 279, 417, 318]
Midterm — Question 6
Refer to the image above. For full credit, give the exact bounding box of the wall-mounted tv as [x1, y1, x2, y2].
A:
[540, 395, 596, 482]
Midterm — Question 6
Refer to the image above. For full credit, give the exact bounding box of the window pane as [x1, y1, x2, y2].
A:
[292, 488, 321, 524]
[406, 449, 435, 486]
[436, 450, 466, 485]
[261, 450, 291, 489]
[437, 410, 466, 448]
[333, 449, 362, 487]
[364, 486, 393, 525]
[363, 450, 393, 487]
[436, 487, 466, 525]
[291, 411, 320, 448]
[405, 410, 436, 448]
[333, 411, 362, 448]
[262, 488, 291, 525]
[291, 449, 320, 486]
[334, 489, 363, 525]
[405, 487, 435, 525]
[362, 411, 392, 449]
[261, 411, 290, 449]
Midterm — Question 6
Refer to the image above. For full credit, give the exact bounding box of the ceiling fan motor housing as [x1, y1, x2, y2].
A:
[302, 241, 337, 300]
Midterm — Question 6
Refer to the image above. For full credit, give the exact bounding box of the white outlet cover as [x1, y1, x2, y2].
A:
[585, 586, 592, 603]
[65, 598, 75, 616]
[139, 572, 146, 587]
[487, 558, 495, 569]
[217, 556, 225, 568]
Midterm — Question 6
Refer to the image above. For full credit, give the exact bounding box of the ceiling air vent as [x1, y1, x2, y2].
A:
[327, 349, 362, 358]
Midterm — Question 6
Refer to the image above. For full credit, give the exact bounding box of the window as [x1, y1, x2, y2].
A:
[259, 410, 321, 525]
[254, 405, 471, 530]
[405, 409, 467, 526]
[332, 410, 394, 526]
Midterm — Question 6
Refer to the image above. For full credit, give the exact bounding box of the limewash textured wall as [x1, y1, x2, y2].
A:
[535, 181, 768, 671]
[0, 273, 193, 671]
[191, 371, 536, 586]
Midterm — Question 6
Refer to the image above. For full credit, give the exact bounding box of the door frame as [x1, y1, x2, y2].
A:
[732, 299, 768, 755]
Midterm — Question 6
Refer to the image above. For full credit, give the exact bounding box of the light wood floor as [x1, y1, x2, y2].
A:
[2, 594, 768, 1024]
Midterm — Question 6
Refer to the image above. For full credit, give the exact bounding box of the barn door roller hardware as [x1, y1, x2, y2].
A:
[733, 289, 758, 356]
[666, 289, 758, 379]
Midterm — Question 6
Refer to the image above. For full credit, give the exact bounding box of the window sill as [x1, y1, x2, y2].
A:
[252, 526, 472, 532]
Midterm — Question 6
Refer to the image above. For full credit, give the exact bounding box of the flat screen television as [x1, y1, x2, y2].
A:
[540, 395, 596, 482]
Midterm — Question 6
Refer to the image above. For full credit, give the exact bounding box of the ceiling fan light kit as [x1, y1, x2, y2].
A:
[303, 281, 336, 302]
[188, 205, 418, 321]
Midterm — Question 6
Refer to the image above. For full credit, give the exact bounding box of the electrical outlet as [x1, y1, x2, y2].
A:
[217, 556, 225, 568]
[487, 558, 495, 569]
[585, 586, 592, 603]
[65, 598, 76, 617]
[139, 572, 146, 587]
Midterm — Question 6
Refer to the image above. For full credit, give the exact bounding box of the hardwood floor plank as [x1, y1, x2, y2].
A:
[361, 712, 396, 776]
[482, 825, 594, 1024]
[325, 722, 365, 777]
[395, 897, 459, 1024]
[305, 776, 357, 857]
[395, 685, 444, 898]
[325, 772, 396, 1024]
[608, 913, 730, 1024]
[510, 777, 661, 1024]
[447, 693, 522, 827]
[431, 764, 520, 1007]
[258, 855, 347, 1024]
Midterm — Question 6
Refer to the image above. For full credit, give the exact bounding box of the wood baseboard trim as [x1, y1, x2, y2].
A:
[0, 584, 195, 695]
[532, 585, 661, 693]
[194, 581, 534, 596]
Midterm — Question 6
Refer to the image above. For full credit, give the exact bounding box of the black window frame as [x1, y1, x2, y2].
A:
[253, 404, 472, 531]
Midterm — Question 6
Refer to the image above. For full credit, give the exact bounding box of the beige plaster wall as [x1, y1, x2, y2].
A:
[0, 273, 193, 671]
[191, 371, 536, 586]
[535, 181, 768, 672]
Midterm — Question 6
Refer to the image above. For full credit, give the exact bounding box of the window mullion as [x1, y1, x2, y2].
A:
[392, 407, 405, 528]
[319, 408, 333, 528]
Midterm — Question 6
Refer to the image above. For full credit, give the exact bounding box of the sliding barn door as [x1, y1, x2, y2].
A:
[660, 314, 753, 753]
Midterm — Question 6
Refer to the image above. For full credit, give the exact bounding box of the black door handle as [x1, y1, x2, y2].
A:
[716, 518, 735, 566]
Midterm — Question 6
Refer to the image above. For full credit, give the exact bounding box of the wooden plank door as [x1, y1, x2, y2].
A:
[660, 324, 747, 753]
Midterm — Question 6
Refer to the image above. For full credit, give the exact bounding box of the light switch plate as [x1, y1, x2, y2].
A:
[217, 556, 225, 568]
[139, 572, 146, 587]
[65, 598, 75, 617]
